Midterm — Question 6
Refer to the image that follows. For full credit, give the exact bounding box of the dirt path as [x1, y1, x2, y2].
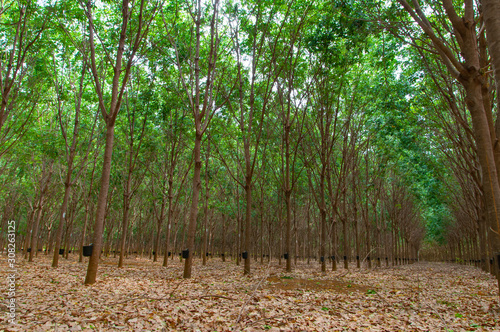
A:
[1, 255, 499, 331]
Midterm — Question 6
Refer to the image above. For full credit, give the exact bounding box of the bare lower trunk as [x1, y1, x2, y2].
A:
[202, 145, 210, 266]
[221, 214, 226, 262]
[260, 206, 264, 264]
[331, 218, 337, 271]
[85, 125, 115, 284]
[163, 184, 173, 267]
[355, 213, 360, 269]
[52, 181, 71, 267]
[285, 190, 291, 272]
[29, 206, 43, 262]
[307, 206, 311, 265]
[154, 198, 166, 263]
[320, 206, 326, 272]
[153, 220, 162, 262]
[243, 180, 252, 275]
[79, 204, 90, 263]
[29, 166, 51, 262]
[118, 194, 131, 268]
[343, 220, 348, 270]
[183, 134, 202, 278]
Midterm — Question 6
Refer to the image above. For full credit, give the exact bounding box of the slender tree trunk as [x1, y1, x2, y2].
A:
[29, 165, 51, 262]
[307, 204, 311, 265]
[85, 125, 115, 284]
[331, 217, 337, 271]
[118, 180, 131, 268]
[24, 209, 34, 259]
[285, 189, 292, 271]
[243, 177, 252, 275]
[235, 182, 241, 266]
[79, 156, 97, 262]
[294, 206, 298, 266]
[221, 213, 226, 262]
[52, 63, 87, 267]
[202, 140, 210, 266]
[260, 198, 264, 264]
[29, 205, 43, 262]
[479, 213, 488, 271]
[52, 179, 71, 267]
[365, 213, 371, 268]
[183, 134, 203, 278]
[163, 177, 174, 267]
[320, 170, 326, 273]
[355, 208, 360, 268]
[342, 219, 348, 269]
[284, 115, 292, 272]
[154, 200, 166, 263]
[79, 203, 90, 263]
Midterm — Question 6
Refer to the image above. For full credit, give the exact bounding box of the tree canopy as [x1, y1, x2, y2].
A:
[1, 0, 498, 281]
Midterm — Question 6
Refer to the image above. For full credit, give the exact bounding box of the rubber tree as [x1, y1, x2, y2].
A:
[303, 65, 343, 273]
[276, 15, 310, 272]
[28, 160, 53, 262]
[82, 0, 157, 284]
[51, 59, 98, 268]
[117, 92, 148, 268]
[164, 0, 228, 278]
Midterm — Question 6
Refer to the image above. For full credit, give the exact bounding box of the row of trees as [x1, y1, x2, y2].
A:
[0, 0, 499, 284]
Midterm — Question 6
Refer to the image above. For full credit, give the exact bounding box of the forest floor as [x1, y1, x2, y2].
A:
[1, 254, 500, 331]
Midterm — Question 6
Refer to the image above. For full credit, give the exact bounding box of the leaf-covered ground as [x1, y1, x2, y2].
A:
[1, 254, 500, 331]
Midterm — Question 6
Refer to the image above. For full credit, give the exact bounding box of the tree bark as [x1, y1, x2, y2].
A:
[29, 163, 52, 262]
[118, 177, 131, 268]
[202, 137, 210, 266]
[85, 125, 115, 283]
[284, 118, 292, 272]
[243, 172, 252, 275]
[481, 0, 500, 134]
[52, 177, 71, 267]
[183, 134, 203, 278]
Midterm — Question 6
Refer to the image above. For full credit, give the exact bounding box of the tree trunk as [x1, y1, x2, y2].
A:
[243, 177, 252, 275]
[162, 176, 174, 267]
[307, 204, 311, 265]
[202, 140, 210, 266]
[260, 199, 264, 264]
[482, 0, 500, 133]
[183, 133, 203, 278]
[284, 113, 292, 272]
[154, 199, 165, 263]
[85, 125, 115, 284]
[221, 213, 226, 262]
[52, 179, 71, 267]
[343, 219, 348, 270]
[464, 80, 500, 257]
[79, 202, 90, 263]
[29, 164, 51, 262]
[320, 174, 327, 273]
[118, 181, 131, 268]
[29, 205, 43, 262]
[331, 217, 337, 271]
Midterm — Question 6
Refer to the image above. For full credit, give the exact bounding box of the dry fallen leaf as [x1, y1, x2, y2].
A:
[1, 254, 499, 331]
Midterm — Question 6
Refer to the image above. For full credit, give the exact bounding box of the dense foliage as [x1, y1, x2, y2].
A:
[1, 0, 497, 279]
